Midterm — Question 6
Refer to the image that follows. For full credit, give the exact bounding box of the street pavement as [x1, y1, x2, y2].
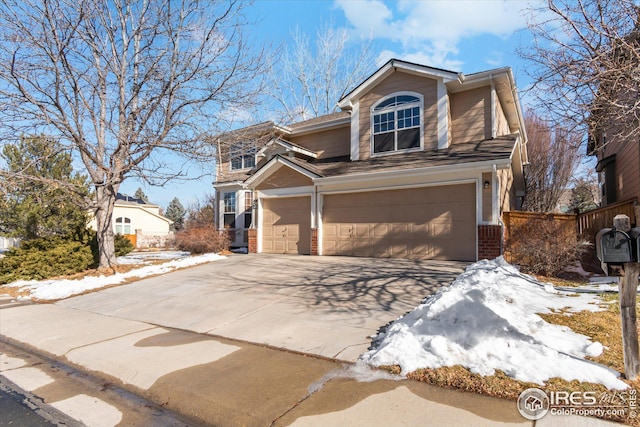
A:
[0, 254, 624, 426]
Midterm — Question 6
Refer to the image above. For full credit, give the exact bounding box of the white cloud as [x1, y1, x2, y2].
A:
[336, 0, 541, 69]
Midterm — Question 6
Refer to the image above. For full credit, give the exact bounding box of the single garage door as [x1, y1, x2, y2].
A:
[262, 196, 311, 255]
[322, 184, 476, 261]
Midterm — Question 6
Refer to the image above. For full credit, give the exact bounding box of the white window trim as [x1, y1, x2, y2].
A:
[222, 192, 237, 228]
[115, 217, 132, 235]
[370, 91, 424, 157]
[229, 144, 257, 171]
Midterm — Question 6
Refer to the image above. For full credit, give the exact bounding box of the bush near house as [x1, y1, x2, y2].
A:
[505, 215, 587, 276]
[174, 226, 229, 254]
[0, 233, 134, 284]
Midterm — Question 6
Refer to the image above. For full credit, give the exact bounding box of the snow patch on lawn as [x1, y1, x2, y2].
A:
[5, 253, 225, 301]
[360, 257, 628, 390]
[115, 250, 191, 265]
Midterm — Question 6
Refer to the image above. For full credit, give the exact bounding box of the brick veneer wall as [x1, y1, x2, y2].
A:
[478, 224, 503, 260]
[311, 228, 318, 255]
[248, 228, 257, 253]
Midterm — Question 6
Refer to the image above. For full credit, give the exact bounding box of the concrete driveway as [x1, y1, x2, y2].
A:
[58, 254, 466, 361]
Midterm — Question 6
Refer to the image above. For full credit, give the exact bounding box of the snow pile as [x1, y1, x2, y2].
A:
[360, 257, 628, 390]
[116, 251, 190, 265]
[5, 253, 225, 301]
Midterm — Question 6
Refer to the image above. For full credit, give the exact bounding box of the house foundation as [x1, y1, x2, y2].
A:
[478, 224, 503, 260]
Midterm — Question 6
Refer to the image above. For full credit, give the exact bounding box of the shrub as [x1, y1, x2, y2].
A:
[174, 226, 229, 254]
[114, 234, 134, 257]
[0, 237, 94, 284]
[88, 232, 135, 260]
[505, 218, 587, 276]
[0, 232, 135, 284]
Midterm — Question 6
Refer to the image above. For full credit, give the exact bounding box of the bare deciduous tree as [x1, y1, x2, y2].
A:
[269, 21, 377, 122]
[521, 0, 640, 148]
[0, 0, 264, 269]
[522, 112, 582, 212]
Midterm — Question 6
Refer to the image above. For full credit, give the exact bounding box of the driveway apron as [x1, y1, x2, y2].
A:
[57, 254, 466, 361]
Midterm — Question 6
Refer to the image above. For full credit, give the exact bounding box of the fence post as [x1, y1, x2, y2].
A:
[613, 214, 640, 380]
[620, 262, 640, 380]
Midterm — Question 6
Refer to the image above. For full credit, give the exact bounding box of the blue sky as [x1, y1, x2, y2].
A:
[122, 0, 542, 208]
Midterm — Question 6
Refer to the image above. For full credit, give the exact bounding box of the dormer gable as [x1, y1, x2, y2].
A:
[337, 59, 527, 163]
[256, 137, 318, 169]
[339, 61, 453, 160]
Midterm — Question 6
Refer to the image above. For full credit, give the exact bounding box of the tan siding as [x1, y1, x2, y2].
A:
[357, 71, 439, 160]
[482, 172, 492, 222]
[495, 97, 510, 135]
[255, 166, 313, 190]
[289, 126, 350, 159]
[450, 86, 492, 144]
[498, 168, 516, 213]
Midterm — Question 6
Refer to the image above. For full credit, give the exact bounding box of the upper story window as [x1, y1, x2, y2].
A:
[371, 93, 422, 155]
[230, 143, 256, 170]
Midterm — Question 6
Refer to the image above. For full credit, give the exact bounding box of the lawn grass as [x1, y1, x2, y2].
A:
[401, 277, 640, 426]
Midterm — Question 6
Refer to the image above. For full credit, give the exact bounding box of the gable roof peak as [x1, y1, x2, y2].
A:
[338, 58, 461, 109]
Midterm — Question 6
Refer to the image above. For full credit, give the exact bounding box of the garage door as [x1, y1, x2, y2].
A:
[262, 196, 311, 255]
[322, 184, 476, 261]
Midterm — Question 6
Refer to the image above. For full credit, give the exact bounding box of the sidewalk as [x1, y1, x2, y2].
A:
[0, 298, 619, 427]
[0, 299, 532, 426]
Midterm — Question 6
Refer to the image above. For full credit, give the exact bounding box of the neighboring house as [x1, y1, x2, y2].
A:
[88, 193, 173, 248]
[213, 59, 528, 261]
[587, 26, 640, 208]
[588, 123, 640, 207]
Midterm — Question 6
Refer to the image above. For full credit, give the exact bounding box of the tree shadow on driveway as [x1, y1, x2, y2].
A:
[211, 254, 467, 317]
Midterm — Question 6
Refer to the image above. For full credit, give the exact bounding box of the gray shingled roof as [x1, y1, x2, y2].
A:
[245, 135, 517, 182]
[309, 135, 517, 177]
[287, 111, 350, 130]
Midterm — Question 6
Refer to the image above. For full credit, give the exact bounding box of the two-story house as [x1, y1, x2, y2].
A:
[214, 59, 528, 261]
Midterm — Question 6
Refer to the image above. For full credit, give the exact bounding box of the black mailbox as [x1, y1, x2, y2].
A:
[630, 227, 640, 261]
[596, 228, 634, 275]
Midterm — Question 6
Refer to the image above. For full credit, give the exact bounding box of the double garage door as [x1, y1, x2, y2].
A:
[322, 184, 476, 261]
[261, 184, 476, 261]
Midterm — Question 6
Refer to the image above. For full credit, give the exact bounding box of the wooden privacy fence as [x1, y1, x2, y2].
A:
[502, 211, 578, 265]
[577, 198, 637, 241]
[503, 211, 577, 240]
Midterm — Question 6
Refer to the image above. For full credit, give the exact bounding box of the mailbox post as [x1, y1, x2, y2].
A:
[596, 215, 640, 380]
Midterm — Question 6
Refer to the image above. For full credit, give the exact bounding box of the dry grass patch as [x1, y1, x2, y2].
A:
[396, 282, 640, 426]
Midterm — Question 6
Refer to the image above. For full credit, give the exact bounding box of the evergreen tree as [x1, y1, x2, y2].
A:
[0, 135, 90, 240]
[165, 197, 186, 231]
[568, 178, 598, 213]
[134, 187, 149, 203]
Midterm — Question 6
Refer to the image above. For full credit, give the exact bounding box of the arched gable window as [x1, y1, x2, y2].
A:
[371, 93, 423, 155]
[115, 217, 131, 235]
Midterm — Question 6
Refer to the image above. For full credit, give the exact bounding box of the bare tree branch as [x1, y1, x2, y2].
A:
[521, 0, 640, 149]
[0, 0, 266, 268]
[267, 20, 377, 123]
[522, 111, 582, 212]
